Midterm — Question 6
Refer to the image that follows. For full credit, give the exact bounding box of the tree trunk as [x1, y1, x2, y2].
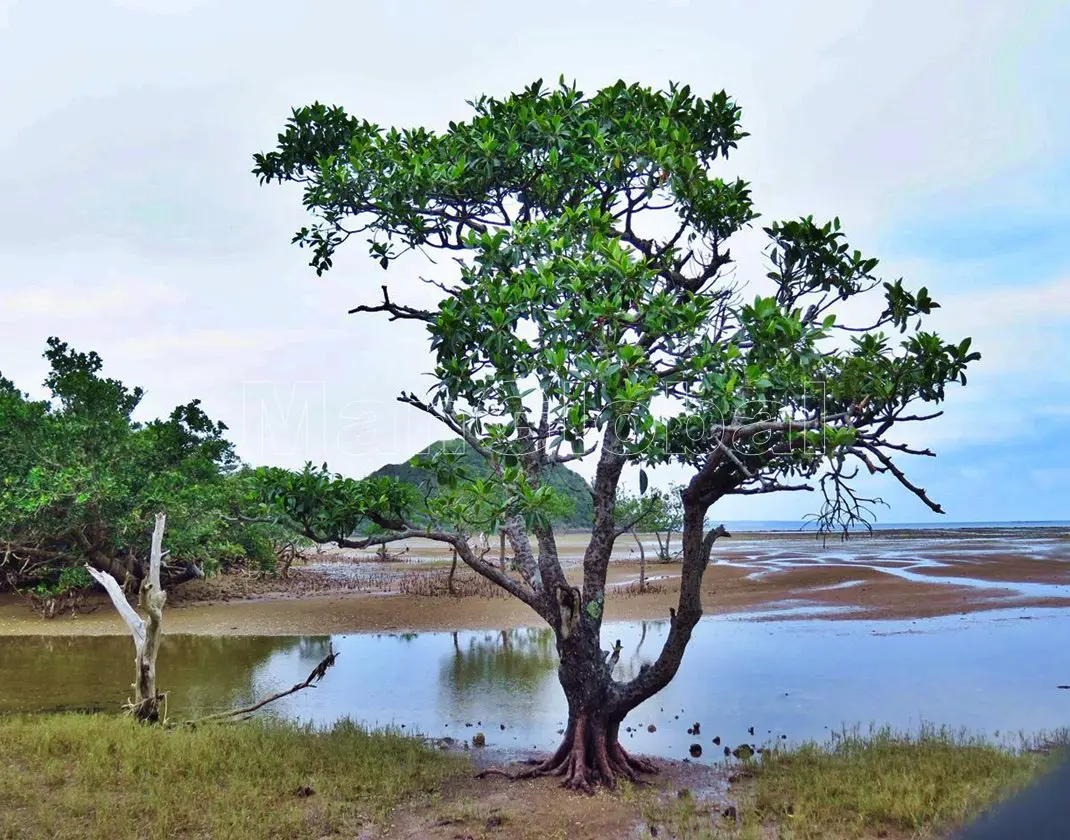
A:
[447, 547, 458, 595]
[499, 530, 506, 571]
[631, 530, 646, 593]
[85, 512, 168, 723]
[506, 634, 656, 792]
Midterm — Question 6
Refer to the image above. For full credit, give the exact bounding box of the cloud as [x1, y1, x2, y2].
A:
[0, 278, 178, 323]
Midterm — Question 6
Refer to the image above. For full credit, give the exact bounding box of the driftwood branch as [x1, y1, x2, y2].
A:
[179, 644, 340, 725]
[85, 564, 145, 647]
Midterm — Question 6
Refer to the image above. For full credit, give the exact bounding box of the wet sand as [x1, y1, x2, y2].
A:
[2, 528, 1067, 636]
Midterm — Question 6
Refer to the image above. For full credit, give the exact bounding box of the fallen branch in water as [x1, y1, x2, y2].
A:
[177, 643, 340, 726]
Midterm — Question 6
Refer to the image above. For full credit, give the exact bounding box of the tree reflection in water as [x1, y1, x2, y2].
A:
[442, 628, 557, 698]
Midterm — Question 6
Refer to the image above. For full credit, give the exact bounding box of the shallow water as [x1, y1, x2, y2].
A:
[1, 610, 1067, 761]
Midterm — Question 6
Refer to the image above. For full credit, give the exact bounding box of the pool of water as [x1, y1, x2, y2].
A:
[2, 610, 1067, 762]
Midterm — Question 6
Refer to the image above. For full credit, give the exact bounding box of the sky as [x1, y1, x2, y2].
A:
[1, 0, 1068, 524]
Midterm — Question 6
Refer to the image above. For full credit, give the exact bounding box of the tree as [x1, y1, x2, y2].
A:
[253, 78, 979, 790]
[648, 483, 685, 562]
[613, 487, 673, 592]
[0, 338, 274, 594]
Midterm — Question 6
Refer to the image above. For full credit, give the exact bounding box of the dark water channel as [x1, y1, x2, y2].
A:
[2, 610, 1067, 761]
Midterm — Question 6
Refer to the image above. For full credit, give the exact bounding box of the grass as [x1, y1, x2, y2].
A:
[0, 713, 465, 840]
[2, 716, 1065, 840]
[640, 725, 1068, 840]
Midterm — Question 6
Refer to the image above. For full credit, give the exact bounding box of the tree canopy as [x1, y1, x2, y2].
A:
[255, 77, 977, 533]
[0, 339, 278, 595]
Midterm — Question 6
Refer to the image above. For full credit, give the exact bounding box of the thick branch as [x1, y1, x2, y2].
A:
[85, 564, 145, 648]
[860, 444, 945, 514]
[343, 527, 545, 613]
[348, 285, 436, 322]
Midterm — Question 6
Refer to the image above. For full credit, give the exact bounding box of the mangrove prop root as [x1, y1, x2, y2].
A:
[475, 717, 660, 793]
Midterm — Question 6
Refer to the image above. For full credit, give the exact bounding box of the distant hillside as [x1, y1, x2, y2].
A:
[368, 439, 594, 529]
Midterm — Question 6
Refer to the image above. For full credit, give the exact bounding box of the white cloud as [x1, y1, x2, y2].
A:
[0, 278, 178, 323]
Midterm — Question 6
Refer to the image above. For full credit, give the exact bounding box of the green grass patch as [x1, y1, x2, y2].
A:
[0, 713, 465, 840]
[643, 725, 1065, 840]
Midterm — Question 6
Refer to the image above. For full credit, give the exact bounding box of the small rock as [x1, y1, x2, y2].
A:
[472, 732, 486, 747]
[722, 805, 738, 823]
[689, 743, 702, 758]
[647, 724, 657, 733]
[712, 736, 721, 745]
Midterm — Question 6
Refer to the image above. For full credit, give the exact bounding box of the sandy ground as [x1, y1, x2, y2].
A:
[2, 530, 1067, 636]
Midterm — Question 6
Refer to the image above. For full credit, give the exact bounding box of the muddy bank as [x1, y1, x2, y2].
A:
[2, 529, 1067, 635]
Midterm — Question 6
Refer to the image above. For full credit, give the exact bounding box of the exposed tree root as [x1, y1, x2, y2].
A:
[475, 716, 659, 794]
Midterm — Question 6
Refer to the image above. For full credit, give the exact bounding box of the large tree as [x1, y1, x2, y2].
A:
[253, 78, 979, 791]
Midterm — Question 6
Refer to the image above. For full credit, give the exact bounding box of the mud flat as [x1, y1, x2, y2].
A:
[1, 527, 1067, 636]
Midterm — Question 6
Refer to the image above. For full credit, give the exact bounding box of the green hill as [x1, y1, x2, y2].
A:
[368, 439, 594, 529]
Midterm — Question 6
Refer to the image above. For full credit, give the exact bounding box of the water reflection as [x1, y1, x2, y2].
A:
[2, 610, 1068, 762]
[0, 635, 324, 716]
[443, 629, 557, 696]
